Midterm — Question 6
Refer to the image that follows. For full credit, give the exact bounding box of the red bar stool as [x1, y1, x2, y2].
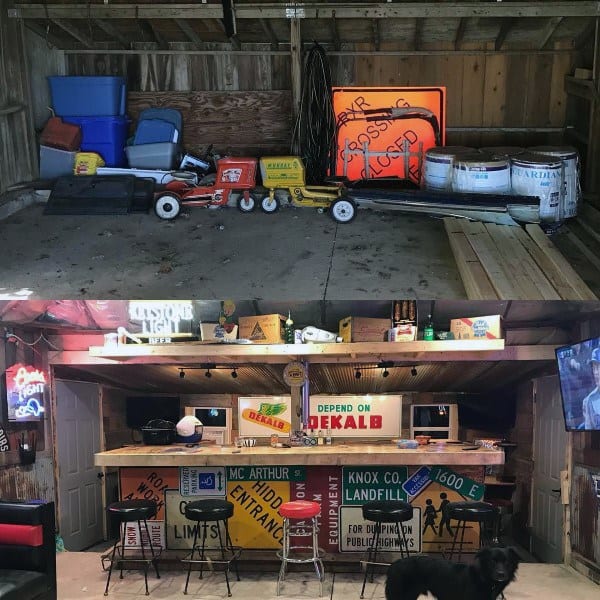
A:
[276, 500, 324, 597]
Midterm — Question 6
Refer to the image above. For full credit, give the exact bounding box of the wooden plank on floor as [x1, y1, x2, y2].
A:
[458, 220, 521, 299]
[512, 226, 580, 299]
[577, 202, 600, 245]
[443, 218, 498, 299]
[563, 220, 600, 273]
[525, 224, 598, 300]
[486, 223, 560, 300]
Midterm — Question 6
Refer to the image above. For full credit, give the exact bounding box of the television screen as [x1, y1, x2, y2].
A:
[556, 336, 600, 431]
[193, 408, 229, 427]
[126, 396, 180, 429]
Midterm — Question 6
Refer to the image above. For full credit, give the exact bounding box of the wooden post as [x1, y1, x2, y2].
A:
[586, 18, 600, 195]
[290, 17, 302, 120]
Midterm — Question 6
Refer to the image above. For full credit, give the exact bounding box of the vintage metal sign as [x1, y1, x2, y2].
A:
[180, 467, 227, 496]
[429, 466, 485, 501]
[342, 466, 408, 505]
[238, 396, 292, 436]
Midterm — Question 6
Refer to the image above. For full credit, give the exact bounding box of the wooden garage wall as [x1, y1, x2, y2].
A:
[63, 43, 577, 155]
[0, 4, 38, 192]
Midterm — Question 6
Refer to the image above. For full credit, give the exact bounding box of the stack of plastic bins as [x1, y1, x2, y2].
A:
[48, 76, 129, 168]
[38, 117, 82, 178]
[125, 108, 183, 170]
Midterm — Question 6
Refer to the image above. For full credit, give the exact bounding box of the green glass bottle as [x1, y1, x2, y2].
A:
[424, 314, 434, 341]
[284, 311, 295, 344]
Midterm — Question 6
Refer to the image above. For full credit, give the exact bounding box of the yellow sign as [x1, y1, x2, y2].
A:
[283, 361, 306, 387]
[227, 480, 290, 549]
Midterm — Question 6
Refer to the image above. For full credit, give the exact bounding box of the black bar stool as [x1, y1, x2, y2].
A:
[182, 499, 241, 597]
[276, 500, 324, 597]
[445, 501, 500, 562]
[103, 499, 160, 596]
[360, 500, 413, 599]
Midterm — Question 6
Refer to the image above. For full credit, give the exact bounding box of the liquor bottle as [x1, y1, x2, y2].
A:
[325, 427, 332, 445]
[317, 429, 324, 445]
[284, 311, 295, 344]
[424, 314, 434, 341]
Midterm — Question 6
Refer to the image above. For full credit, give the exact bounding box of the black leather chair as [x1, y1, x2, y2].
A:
[0, 500, 57, 600]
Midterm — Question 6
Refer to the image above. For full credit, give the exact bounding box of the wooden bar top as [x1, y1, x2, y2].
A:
[95, 442, 504, 467]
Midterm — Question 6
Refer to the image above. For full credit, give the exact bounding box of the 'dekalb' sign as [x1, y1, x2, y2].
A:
[308, 395, 402, 437]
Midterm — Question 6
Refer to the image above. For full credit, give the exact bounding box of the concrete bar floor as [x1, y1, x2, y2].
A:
[58, 552, 599, 600]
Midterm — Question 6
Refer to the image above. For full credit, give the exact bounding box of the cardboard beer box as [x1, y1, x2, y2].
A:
[199, 322, 238, 342]
[339, 317, 390, 343]
[388, 324, 418, 342]
[238, 314, 286, 344]
[450, 315, 503, 340]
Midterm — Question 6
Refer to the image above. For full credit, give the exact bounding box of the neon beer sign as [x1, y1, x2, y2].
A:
[128, 301, 194, 343]
[6, 363, 47, 420]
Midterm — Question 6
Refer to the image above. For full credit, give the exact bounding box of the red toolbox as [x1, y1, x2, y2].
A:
[40, 117, 81, 151]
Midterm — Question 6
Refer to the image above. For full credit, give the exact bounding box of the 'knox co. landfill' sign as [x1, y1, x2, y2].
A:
[342, 466, 408, 504]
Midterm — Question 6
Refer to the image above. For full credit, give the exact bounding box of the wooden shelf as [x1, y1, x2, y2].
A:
[565, 75, 596, 101]
[46, 339, 561, 367]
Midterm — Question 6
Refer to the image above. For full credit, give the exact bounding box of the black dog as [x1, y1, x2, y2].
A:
[385, 546, 519, 600]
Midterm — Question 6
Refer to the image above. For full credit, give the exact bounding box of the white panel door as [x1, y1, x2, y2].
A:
[531, 375, 567, 563]
[55, 380, 103, 551]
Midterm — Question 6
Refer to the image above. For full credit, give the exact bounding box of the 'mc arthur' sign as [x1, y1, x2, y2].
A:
[308, 395, 402, 438]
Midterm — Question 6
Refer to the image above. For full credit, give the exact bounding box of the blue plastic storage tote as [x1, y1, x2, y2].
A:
[133, 119, 178, 145]
[48, 76, 126, 117]
[63, 116, 129, 167]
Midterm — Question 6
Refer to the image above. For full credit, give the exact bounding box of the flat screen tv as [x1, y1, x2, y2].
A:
[125, 396, 180, 429]
[556, 336, 600, 431]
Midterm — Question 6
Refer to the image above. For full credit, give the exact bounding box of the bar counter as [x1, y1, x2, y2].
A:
[95, 441, 503, 467]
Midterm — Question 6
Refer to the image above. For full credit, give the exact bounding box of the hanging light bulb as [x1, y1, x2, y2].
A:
[231, 367, 238, 379]
[205, 369, 212, 378]
[179, 369, 185, 379]
[411, 366, 417, 377]
[355, 368, 362, 379]
[382, 367, 389, 378]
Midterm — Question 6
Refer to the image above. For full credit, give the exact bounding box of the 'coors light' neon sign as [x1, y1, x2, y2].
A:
[5, 363, 47, 421]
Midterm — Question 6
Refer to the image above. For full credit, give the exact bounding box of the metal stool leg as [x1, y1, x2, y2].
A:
[199, 521, 208, 580]
[103, 526, 121, 596]
[457, 520, 467, 562]
[184, 519, 200, 594]
[137, 520, 149, 595]
[276, 517, 289, 596]
[224, 520, 240, 582]
[369, 522, 381, 583]
[312, 516, 324, 597]
[143, 518, 161, 580]
[360, 520, 380, 599]
[398, 521, 410, 559]
[217, 520, 232, 597]
[448, 518, 461, 560]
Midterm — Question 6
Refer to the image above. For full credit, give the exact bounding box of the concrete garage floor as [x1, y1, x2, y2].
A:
[57, 552, 599, 600]
[0, 199, 464, 300]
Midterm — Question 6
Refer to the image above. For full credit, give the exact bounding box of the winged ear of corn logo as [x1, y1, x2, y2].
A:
[258, 403, 287, 416]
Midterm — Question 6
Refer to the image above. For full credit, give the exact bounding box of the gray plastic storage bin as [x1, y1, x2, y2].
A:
[125, 142, 179, 170]
[39, 145, 77, 178]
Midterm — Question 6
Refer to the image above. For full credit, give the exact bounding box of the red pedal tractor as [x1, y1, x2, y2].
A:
[154, 157, 258, 220]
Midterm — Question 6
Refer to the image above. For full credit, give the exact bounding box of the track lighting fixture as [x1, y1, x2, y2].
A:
[205, 368, 212, 378]
[411, 366, 417, 377]
[179, 369, 185, 379]
[231, 367, 238, 379]
[382, 367, 389, 378]
[355, 368, 362, 379]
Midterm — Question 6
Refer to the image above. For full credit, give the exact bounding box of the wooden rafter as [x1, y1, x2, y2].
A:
[52, 18, 94, 48]
[10, 3, 600, 20]
[24, 20, 65, 48]
[539, 16, 564, 50]
[495, 18, 516, 51]
[330, 13, 341, 51]
[175, 19, 203, 48]
[93, 19, 129, 49]
[372, 19, 380, 52]
[454, 17, 467, 50]
[214, 18, 241, 49]
[575, 18, 597, 50]
[259, 18, 278, 50]
[414, 17, 423, 50]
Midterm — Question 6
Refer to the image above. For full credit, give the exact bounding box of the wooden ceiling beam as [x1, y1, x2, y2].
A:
[540, 16, 565, 50]
[454, 17, 467, 50]
[495, 18, 516, 51]
[575, 18, 597, 50]
[259, 18, 278, 50]
[52, 18, 95, 48]
[93, 19, 129, 49]
[214, 18, 241, 49]
[11, 3, 600, 20]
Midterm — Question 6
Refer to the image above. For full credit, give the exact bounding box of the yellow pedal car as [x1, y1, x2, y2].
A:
[237, 156, 356, 224]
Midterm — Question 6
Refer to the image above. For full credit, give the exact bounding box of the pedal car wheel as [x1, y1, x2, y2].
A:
[154, 193, 181, 220]
[261, 195, 280, 214]
[237, 194, 256, 213]
[330, 198, 356, 224]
